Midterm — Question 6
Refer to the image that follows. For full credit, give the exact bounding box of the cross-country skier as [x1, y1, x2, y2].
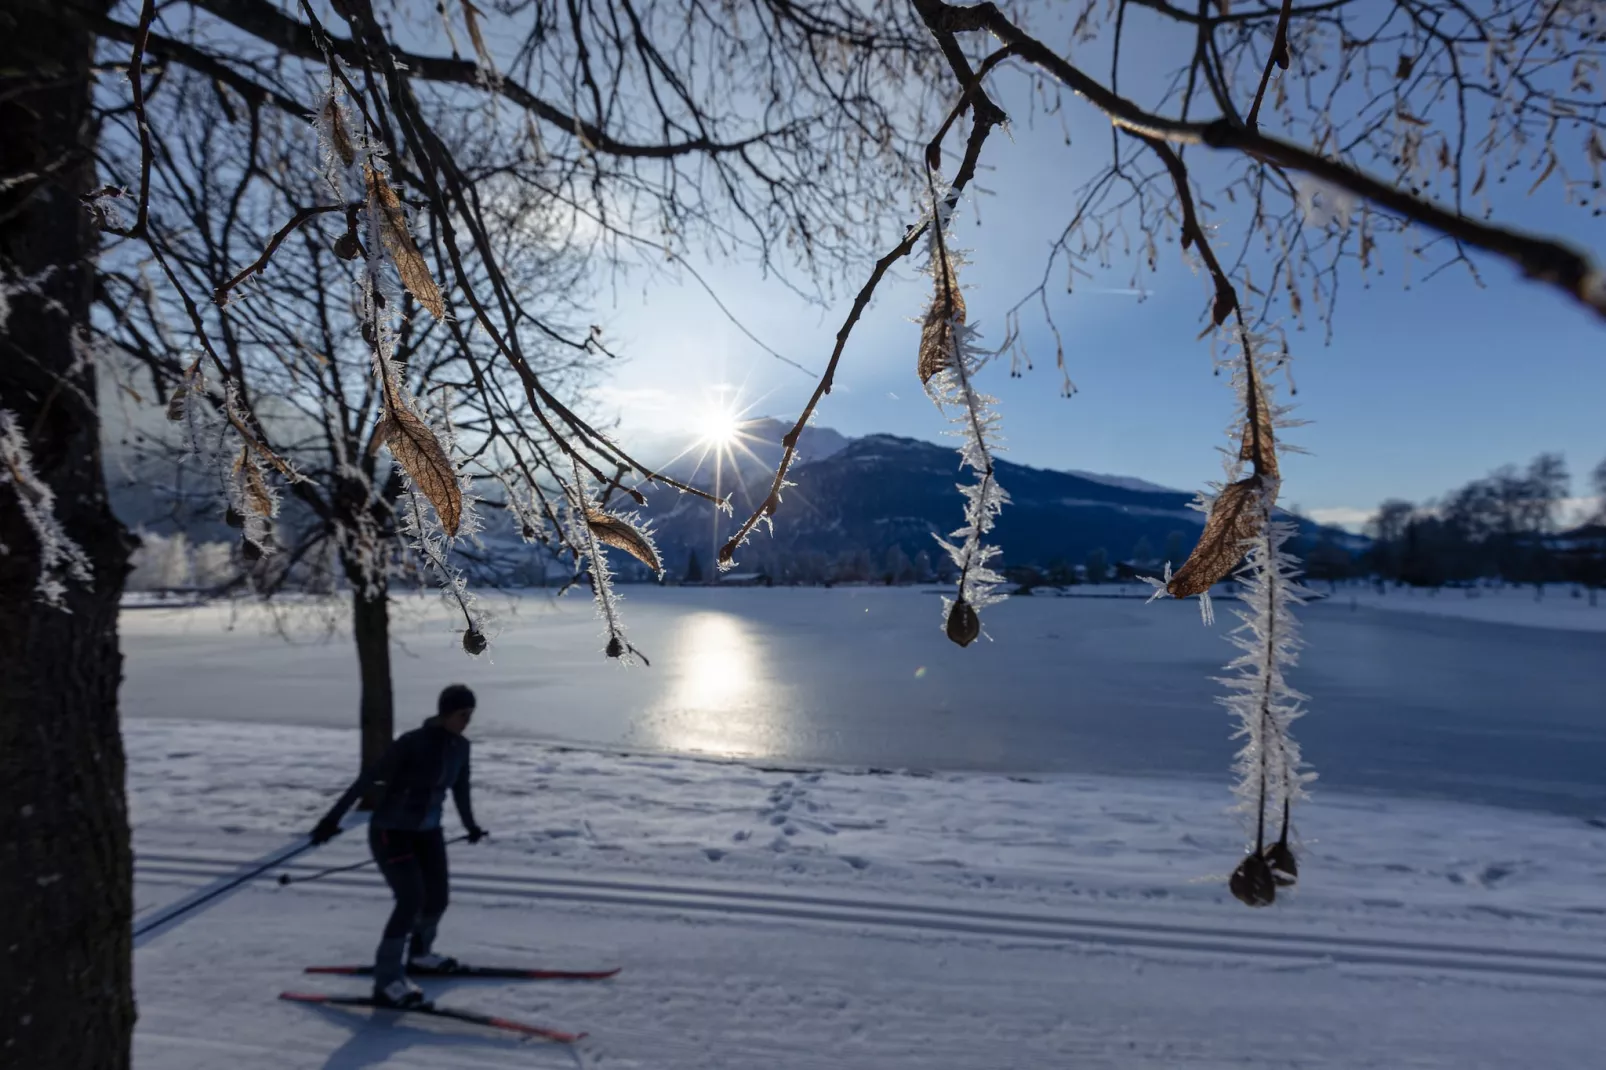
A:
[309, 682, 488, 1007]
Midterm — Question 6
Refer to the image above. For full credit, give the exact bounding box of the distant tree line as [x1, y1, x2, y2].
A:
[1359, 454, 1606, 597]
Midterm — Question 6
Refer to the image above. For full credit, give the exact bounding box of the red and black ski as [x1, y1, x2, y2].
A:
[278, 991, 585, 1043]
[305, 963, 619, 981]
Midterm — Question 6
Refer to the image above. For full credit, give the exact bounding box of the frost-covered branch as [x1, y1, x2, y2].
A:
[920, 191, 1007, 647]
[0, 409, 94, 608]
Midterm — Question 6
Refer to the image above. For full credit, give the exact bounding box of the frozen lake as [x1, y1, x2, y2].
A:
[120, 586, 1606, 816]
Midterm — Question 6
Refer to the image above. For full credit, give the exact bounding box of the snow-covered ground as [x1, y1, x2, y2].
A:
[131, 719, 1606, 1068]
[1324, 581, 1606, 632]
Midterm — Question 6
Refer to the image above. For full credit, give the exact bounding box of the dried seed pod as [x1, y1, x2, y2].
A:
[462, 627, 487, 656]
[1167, 476, 1265, 599]
[605, 636, 624, 659]
[918, 258, 965, 385]
[585, 509, 661, 572]
[224, 504, 244, 529]
[380, 406, 462, 536]
[945, 598, 980, 647]
[333, 229, 362, 261]
[240, 535, 263, 562]
[1229, 852, 1278, 907]
[364, 163, 445, 318]
[165, 386, 187, 423]
[1263, 840, 1299, 887]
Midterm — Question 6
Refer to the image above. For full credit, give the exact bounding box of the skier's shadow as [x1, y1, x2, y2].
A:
[301, 1002, 583, 1069]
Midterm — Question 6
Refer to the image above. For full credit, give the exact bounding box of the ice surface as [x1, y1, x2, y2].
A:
[121, 587, 1606, 814]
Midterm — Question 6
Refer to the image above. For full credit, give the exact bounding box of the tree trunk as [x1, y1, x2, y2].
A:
[350, 579, 395, 785]
[0, 1, 137, 1065]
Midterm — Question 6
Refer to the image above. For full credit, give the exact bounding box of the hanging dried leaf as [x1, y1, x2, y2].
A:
[224, 504, 244, 529]
[1229, 853, 1277, 906]
[165, 386, 187, 423]
[585, 508, 661, 572]
[1211, 287, 1238, 327]
[381, 406, 462, 536]
[324, 98, 356, 168]
[918, 258, 965, 385]
[1395, 54, 1414, 80]
[945, 598, 980, 647]
[1167, 477, 1266, 598]
[365, 163, 446, 319]
[234, 448, 274, 518]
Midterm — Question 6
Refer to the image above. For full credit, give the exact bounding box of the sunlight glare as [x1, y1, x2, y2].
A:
[699, 403, 742, 448]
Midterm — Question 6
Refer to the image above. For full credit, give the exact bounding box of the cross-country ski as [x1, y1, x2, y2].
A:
[277, 992, 585, 1044]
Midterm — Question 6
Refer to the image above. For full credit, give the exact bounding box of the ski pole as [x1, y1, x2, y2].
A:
[277, 834, 471, 887]
[134, 838, 318, 945]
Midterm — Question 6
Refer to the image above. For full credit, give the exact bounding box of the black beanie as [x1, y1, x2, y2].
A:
[438, 683, 477, 717]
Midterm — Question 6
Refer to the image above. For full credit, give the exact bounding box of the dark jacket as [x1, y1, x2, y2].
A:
[322, 717, 476, 832]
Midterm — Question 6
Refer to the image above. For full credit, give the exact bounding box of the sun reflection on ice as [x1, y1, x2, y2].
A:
[637, 611, 778, 758]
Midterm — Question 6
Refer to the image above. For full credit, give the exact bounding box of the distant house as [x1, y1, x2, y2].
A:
[716, 572, 769, 587]
[1113, 559, 1165, 582]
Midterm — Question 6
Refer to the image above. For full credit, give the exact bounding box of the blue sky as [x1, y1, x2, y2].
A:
[586, 42, 1605, 531]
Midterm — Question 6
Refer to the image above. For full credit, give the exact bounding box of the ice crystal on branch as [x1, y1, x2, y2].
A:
[1219, 517, 1316, 904]
[0, 409, 93, 607]
[920, 196, 1007, 647]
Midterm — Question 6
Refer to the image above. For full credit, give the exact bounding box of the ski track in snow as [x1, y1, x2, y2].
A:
[129, 720, 1606, 1068]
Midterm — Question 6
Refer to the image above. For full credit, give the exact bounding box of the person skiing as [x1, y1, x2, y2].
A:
[309, 682, 488, 1007]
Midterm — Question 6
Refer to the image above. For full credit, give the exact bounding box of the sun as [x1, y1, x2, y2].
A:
[699, 403, 743, 448]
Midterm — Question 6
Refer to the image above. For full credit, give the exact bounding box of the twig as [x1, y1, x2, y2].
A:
[213, 204, 349, 305]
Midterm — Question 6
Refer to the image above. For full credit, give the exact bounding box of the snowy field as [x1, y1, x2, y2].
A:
[1318, 581, 1606, 632]
[130, 719, 1606, 1068]
[121, 587, 1606, 814]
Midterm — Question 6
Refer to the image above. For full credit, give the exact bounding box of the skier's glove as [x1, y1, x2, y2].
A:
[466, 826, 488, 845]
[310, 818, 343, 845]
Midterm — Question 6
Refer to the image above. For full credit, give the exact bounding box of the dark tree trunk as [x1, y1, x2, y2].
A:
[0, 1, 137, 1065]
[350, 577, 395, 782]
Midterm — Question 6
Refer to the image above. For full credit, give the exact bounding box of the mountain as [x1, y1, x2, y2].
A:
[650, 416, 850, 490]
[643, 426, 1352, 579]
[104, 413, 1356, 583]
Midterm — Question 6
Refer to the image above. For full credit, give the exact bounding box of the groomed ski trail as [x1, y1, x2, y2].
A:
[136, 847, 1606, 987]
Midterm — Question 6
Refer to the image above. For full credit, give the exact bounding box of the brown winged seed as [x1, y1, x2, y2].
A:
[585, 509, 661, 573]
[364, 164, 446, 319]
[381, 407, 462, 536]
[918, 259, 965, 386]
[1167, 476, 1266, 599]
